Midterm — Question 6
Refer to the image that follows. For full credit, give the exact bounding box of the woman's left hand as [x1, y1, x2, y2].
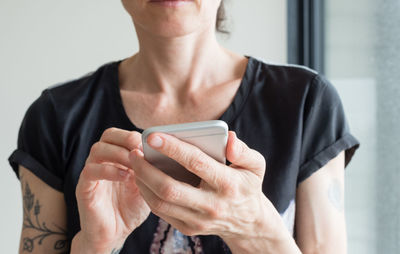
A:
[129, 131, 288, 250]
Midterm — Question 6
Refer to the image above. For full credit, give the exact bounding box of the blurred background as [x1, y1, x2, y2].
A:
[324, 0, 399, 252]
[0, 0, 398, 253]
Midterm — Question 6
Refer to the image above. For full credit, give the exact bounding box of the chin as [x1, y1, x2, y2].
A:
[152, 22, 205, 38]
[123, 0, 217, 38]
[136, 16, 212, 38]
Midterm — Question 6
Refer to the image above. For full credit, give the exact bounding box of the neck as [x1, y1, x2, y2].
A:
[121, 25, 234, 95]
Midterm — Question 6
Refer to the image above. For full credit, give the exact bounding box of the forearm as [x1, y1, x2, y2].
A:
[70, 231, 124, 254]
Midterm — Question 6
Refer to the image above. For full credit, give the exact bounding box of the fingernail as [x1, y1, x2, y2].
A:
[129, 150, 137, 162]
[119, 169, 128, 177]
[149, 135, 163, 148]
[231, 131, 237, 139]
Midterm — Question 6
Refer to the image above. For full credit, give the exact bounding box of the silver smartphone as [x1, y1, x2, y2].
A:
[142, 120, 228, 186]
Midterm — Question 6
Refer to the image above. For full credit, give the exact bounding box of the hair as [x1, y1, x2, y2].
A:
[216, 1, 229, 34]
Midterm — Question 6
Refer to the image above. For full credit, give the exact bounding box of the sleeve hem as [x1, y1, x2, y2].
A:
[8, 149, 64, 192]
[297, 133, 360, 185]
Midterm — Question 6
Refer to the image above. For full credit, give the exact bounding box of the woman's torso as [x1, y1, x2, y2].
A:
[10, 56, 359, 253]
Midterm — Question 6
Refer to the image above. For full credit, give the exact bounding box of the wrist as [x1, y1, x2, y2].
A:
[222, 222, 299, 254]
[71, 231, 125, 254]
[222, 195, 300, 254]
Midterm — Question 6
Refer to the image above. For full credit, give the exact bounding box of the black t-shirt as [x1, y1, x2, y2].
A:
[9, 56, 359, 253]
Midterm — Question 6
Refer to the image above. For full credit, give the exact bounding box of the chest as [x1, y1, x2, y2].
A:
[120, 82, 241, 129]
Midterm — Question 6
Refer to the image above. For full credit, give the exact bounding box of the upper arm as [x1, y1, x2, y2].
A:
[295, 151, 347, 254]
[18, 166, 69, 253]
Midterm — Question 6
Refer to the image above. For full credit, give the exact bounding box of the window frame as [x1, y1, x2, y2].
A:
[287, 0, 325, 74]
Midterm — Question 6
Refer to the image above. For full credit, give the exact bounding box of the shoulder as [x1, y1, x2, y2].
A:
[22, 60, 120, 143]
[247, 56, 337, 107]
[27, 60, 119, 123]
[47, 61, 119, 106]
[248, 56, 323, 91]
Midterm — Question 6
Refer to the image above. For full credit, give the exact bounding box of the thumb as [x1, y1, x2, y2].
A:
[226, 131, 266, 178]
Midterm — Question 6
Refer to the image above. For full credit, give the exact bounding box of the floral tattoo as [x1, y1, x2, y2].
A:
[22, 181, 69, 253]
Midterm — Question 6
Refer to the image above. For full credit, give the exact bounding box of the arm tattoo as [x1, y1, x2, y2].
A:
[111, 247, 122, 254]
[22, 181, 70, 253]
[327, 178, 344, 212]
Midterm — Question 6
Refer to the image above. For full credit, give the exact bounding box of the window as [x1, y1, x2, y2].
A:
[288, 0, 400, 252]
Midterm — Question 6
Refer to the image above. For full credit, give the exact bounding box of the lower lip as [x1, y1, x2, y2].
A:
[149, 0, 192, 7]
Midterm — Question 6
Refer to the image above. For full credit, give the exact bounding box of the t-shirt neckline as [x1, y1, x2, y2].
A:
[109, 55, 256, 132]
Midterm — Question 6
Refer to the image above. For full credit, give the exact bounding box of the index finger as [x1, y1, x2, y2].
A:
[100, 127, 142, 151]
[146, 133, 226, 190]
[226, 131, 266, 178]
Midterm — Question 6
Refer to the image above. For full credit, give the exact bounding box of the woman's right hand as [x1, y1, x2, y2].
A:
[72, 128, 150, 253]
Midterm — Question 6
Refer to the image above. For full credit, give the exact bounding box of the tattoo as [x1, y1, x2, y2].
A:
[327, 179, 344, 212]
[22, 181, 70, 253]
[111, 247, 123, 254]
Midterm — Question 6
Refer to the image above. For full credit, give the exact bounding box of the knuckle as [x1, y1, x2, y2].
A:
[237, 141, 247, 159]
[114, 149, 128, 164]
[75, 184, 81, 198]
[259, 153, 267, 169]
[259, 156, 266, 172]
[82, 163, 93, 174]
[252, 150, 267, 177]
[102, 127, 117, 139]
[90, 142, 102, 155]
[167, 143, 182, 158]
[126, 132, 140, 150]
[188, 154, 207, 173]
[79, 164, 96, 183]
[159, 183, 180, 202]
[192, 221, 206, 232]
[205, 202, 221, 220]
[231, 140, 244, 162]
[151, 199, 168, 214]
[219, 180, 237, 197]
[79, 166, 90, 180]
[96, 226, 115, 243]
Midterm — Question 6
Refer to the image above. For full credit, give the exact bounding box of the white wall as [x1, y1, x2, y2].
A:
[0, 0, 287, 252]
